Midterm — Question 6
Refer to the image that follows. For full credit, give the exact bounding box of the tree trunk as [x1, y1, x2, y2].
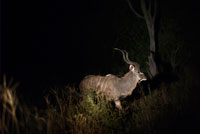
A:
[127, 0, 158, 78]
[146, 20, 158, 78]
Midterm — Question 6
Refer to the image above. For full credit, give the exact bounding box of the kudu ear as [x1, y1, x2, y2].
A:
[129, 65, 135, 71]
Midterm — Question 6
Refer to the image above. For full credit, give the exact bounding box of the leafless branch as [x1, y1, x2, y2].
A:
[126, 0, 144, 19]
[140, 0, 148, 18]
[153, 0, 157, 22]
[147, 0, 152, 13]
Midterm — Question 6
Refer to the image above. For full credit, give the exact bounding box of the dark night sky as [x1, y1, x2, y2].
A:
[2, 0, 122, 100]
[1, 0, 200, 101]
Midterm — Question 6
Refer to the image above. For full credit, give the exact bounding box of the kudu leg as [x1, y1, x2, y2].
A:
[114, 100, 122, 109]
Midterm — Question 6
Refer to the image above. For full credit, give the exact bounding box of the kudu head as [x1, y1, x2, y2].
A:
[114, 48, 147, 82]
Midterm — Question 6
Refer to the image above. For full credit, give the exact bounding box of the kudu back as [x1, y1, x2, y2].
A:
[79, 48, 147, 109]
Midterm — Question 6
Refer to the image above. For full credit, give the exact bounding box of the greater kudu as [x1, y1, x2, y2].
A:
[79, 48, 147, 109]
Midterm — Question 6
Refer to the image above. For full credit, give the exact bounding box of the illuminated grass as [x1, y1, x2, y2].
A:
[0, 76, 19, 134]
[0, 75, 193, 134]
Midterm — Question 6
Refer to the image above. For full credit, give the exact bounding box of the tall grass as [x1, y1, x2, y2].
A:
[0, 76, 19, 134]
[0, 74, 194, 134]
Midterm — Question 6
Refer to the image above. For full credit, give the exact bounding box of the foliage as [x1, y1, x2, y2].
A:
[0, 73, 195, 134]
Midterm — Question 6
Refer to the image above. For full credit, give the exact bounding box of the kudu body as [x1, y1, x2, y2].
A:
[79, 48, 147, 109]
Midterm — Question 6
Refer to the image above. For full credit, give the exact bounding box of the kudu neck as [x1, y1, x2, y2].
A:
[119, 71, 139, 94]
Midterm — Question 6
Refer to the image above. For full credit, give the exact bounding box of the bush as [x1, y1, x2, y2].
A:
[0, 74, 193, 134]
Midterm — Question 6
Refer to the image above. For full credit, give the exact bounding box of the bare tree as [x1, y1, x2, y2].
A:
[126, 0, 158, 78]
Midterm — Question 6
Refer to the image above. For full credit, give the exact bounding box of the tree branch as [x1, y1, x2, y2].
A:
[153, 0, 157, 22]
[140, 0, 148, 18]
[147, 0, 152, 13]
[141, 0, 154, 27]
[126, 0, 144, 19]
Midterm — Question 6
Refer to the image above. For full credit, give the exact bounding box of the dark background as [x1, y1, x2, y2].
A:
[1, 0, 200, 102]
